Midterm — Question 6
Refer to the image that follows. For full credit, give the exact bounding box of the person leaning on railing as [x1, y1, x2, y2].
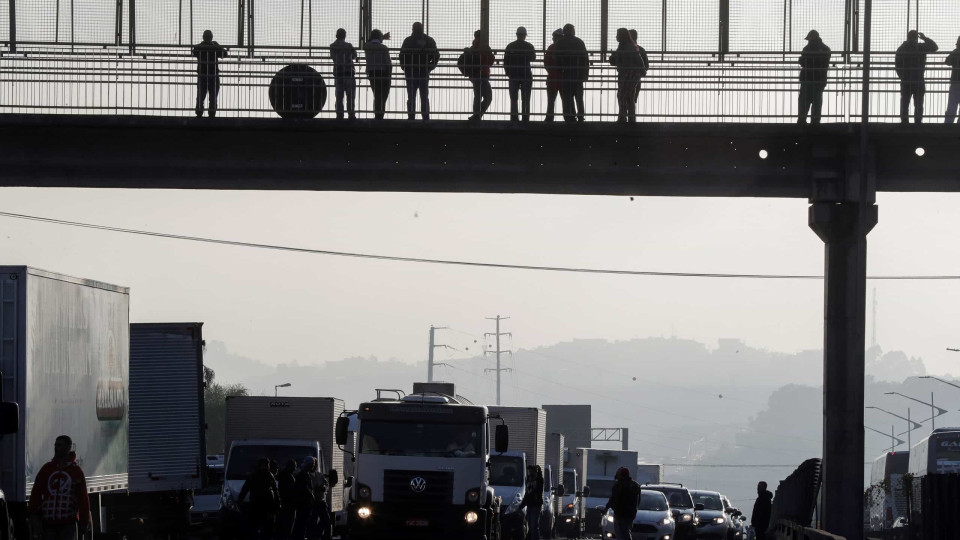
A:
[895, 30, 938, 124]
[609, 28, 645, 124]
[463, 30, 496, 122]
[330, 28, 358, 120]
[555, 24, 590, 123]
[364, 29, 393, 120]
[543, 28, 564, 122]
[192, 30, 227, 118]
[797, 30, 831, 125]
[944, 36, 960, 124]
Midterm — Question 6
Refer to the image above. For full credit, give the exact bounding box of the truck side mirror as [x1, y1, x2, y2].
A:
[495, 425, 509, 453]
[335, 417, 349, 445]
[344, 477, 354, 488]
[555, 485, 565, 497]
[695, 503, 705, 511]
[583, 485, 591, 497]
[328, 469, 339, 487]
[0, 402, 19, 435]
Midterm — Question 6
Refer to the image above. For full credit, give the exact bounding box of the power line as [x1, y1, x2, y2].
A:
[3, 210, 960, 280]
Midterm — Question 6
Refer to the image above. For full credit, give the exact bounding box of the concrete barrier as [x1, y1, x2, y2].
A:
[773, 519, 846, 540]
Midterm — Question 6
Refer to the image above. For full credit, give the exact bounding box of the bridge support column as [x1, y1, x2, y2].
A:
[809, 201, 876, 540]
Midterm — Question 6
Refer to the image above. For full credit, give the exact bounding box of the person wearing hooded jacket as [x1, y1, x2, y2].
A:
[399, 22, 439, 120]
[751, 481, 774, 540]
[604, 467, 641, 540]
[797, 30, 831, 124]
[364, 30, 393, 120]
[28, 435, 91, 540]
[896, 30, 938, 124]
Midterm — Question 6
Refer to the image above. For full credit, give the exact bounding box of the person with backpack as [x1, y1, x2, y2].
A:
[459, 30, 496, 121]
[28, 436, 91, 540]
[330, 28, 358, 120]
[555, 24, 589, 122]
[364, 30, 393, 120]
[610, 28, 646, 123]
[399, 22, 440, 120]
[544, 29, 564, 121]
[237, 458, 280, 540]
[504, 26, 536, 122]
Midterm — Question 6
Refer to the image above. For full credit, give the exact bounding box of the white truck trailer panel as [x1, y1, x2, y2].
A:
[0, 267, 130, 502]
[546, 433, 565, 487]
[583, 448, 639, 479]
[571, 448, 588, 492]
[488, 406, 546, 467]
[636, 464, 663, 484]
[224, 396, 345, 510]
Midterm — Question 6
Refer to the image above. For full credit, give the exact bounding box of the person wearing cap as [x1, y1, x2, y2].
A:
[543, 29, 564, 121]
[604, 467, 641, 540]
[364, 29, 393, 120]
[399, 22, 439, 120]
[504, 26, 536, 122]
[555, 24, 590, 123]
[896, 30, 938, 124]
[797, 30, 831, 124]
[192, 30, 227, 118]
[943, 36, 960, 123]
[330, 29, 358, 120]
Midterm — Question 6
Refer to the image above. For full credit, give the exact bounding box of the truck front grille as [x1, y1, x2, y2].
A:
[383, 470, 454, 505]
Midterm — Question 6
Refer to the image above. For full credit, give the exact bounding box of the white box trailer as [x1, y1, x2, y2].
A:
[488, 406, 546, 468]
[224, 396, 345, 511]
[0, 267, 130, 537]
[637, 463, 663, 485]
[546, 433, 565, 488]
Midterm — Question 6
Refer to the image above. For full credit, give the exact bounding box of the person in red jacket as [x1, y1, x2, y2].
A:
[466, 30, 496, 121]
[28, 435, 91, 540]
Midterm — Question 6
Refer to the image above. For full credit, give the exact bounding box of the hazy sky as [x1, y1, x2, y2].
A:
[2, 188, 960, 378]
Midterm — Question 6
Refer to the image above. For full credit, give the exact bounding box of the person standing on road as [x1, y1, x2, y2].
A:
[751, 481, 773, 540]
[543, 29, 564, 121]
[330, 29, 358, 120]
[504, 26, 536, 122]
[896, 30, 938, 124]
[399, 22, 440, 120]
[556, 24, 589, 123]
[28, 435, 91, 540]
[192, 30, 227, 118]
[944, 36, 960, 123]
[364, 30, 393, 120]
[610, 28, 645, 123]
[797, 30, 832, 124]
[604, 467, 641, 540]
[519, 465, 545, 540]
[238, 457, 280, 540]
[275, 459, 299, 540]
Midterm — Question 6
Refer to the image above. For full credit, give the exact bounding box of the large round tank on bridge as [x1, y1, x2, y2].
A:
[268, 64, 327, 119]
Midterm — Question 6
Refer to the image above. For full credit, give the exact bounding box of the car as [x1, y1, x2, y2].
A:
[600, 489, 675, 540]
[720, 495, 745, 540]
[642, 483, 699, 540]
[558, 468, 584, 538]
[690, 490, 731, 540]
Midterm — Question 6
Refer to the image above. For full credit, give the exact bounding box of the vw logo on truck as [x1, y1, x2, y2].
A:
[410, 477, 427, 493]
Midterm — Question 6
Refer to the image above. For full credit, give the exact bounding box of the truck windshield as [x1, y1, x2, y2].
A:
[586, 479, 616, 499]
[563, 471, 575, 491]
[359, 421, 482, 457]
[935, 437, 960, 473]
[639, 491, 669, 511]
[490, 456, 525, 486]
[226, 445, 316, 480]
[692, 492, 724, 511]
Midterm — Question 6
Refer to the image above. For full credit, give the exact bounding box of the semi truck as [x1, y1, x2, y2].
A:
[220, 396, 344, 538]
[337, 382, 507, 540]
[0, 267, 130, 539]
[577, 448, 639, 534]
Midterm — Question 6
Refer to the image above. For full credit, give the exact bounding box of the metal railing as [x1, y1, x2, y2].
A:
[1, 43, 958, 123]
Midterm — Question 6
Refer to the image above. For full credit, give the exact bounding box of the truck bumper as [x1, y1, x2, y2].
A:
[347, 502, 491, 540]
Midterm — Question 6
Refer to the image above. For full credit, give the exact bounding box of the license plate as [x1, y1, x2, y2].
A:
[405, 519, 429, 527]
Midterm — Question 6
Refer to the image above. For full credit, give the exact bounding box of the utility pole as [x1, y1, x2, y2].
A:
[484, 316, 511, 405]
[427, 326, 451, 382]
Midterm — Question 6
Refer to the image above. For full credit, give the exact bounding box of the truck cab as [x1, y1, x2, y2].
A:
[490, 451, 527, 540]
[540, 464, 557, 538]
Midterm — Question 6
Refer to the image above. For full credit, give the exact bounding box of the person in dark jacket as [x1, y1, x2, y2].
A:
[544, 29, 564, 121]
[364, 30, 392, 120]
[466, 30, 496, 121]
[944, 37, 960, 123]
[797, 30, 831, 124]
[330, 29, 358, 120]
[192, 30, 227, 118]
[629, 29, 647, 104]
[28, 436, 91, 540]
[555, 24, 589, 123]
[238, 458, 280, 540]
[751, 481, 773, 540]
[610, 28, 645, 123]
[504, 26, 536, 122]
[518, 466, 545, 540]
[275, 460, 298, 540]
[604, 467, 641, 540]
[896, 30, 938, 124]
[399, 22, 439, 120]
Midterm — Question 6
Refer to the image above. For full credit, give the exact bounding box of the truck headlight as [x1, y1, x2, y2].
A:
[605, 514, 615, 523]
[358, 484, 372, 499]
[465, 511, 479, 524]
[357, 507, 372, 519]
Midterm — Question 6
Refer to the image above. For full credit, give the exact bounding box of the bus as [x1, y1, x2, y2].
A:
[867, 451, 909, 531]
[907, 428, 960, 529]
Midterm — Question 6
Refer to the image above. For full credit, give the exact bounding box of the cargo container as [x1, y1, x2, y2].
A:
[487, 406, 546, 468]
[578, 448, 639, 534]
[0, 266, 130, 539]
[637, 463, 664, 485]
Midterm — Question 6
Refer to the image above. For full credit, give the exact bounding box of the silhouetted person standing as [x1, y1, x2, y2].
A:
[399, 22, 439, 120]
[610, 28, 645, 123]
[797, 30, 831, 124]
[192, 30, 227, 118]
[504, 27, 536, 122]
[275, 459, 298, 540]
[465, 30, 496, 121]
[604, 467, 641, 540]
[629, 29, 646, 105]
[556, 24, 589, 122]
[364, 30, 392, 120]
[330, 29, 358, 120]
[751, 481, 773, 540]
[944, 37, 960, 123]
[238, 458, 280, 540]
[544, 29, 564, 121]
[28, 436, 91, 540]
[896, 30, 938, 124]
